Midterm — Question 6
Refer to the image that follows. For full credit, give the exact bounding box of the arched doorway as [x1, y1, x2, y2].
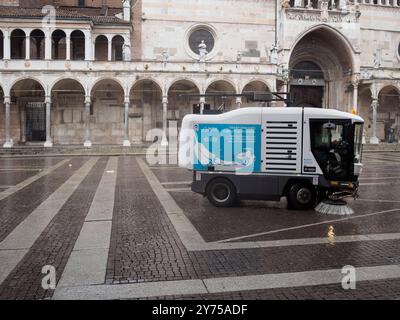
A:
[377, 86, 400, 143]
[290, 61, 324, 108]
[129, 80, 163, 142]
[90, 79, 125, 144]
[242, 81, 270, 108]
[167, 80, 200, 123]
[205, 80, 237, 112]
[289, 27, 354, 110]
[10, 79, 45, 143]
[51, 79, 85, 145]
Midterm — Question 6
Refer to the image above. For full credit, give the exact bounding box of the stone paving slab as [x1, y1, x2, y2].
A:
[2, 152, 400, 299]
[0, 158, 79, 241]
[0, 157, 106, 300]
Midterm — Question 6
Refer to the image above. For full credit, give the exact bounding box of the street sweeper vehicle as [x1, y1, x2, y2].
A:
[178, 93, 364, 212]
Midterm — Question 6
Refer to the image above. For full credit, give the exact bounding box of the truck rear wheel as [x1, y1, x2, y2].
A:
[206, 178, 237, 207]
[287, 182, 316, 210]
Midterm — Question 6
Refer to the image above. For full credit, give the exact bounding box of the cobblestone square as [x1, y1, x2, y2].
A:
[0, 152, 399, 300]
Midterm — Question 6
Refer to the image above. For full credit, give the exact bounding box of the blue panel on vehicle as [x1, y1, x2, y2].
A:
[193, 123, 261, 173]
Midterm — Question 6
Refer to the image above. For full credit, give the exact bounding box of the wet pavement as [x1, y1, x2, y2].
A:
[0, 152, 400, 300]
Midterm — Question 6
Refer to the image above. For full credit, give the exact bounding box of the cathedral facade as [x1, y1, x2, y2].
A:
[0, 0, 399, 147]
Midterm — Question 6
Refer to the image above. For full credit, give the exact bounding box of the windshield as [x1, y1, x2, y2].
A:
[354, 123, 363, 164]
[310, 119, 353, 181]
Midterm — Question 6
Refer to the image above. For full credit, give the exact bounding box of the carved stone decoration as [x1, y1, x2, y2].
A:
[321, 1, 329, 22]
[162, 50, 169, 62]
[237, 50, 242, 62]
[373, 49, 381, 69]
[281, 0, 291, 10]
[122, 43, 131, 61]
[198, 40, 208, 62]
[269, 44, 279, 65]
[361, 69, 372, 80]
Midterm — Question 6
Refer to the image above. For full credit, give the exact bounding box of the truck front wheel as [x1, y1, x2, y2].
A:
[287, 183, 316, 210]
[206, 178, 237, 207]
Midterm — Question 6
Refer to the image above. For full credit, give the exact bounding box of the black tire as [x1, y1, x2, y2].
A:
[287, 182, 316, 210]
[206, 178, 237, 207]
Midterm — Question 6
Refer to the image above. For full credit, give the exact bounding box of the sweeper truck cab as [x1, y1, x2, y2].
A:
[178, 98, 364, 210]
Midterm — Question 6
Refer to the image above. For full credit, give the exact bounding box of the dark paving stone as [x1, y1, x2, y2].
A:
[0, 157, 108, 300]
[151, 166, 192, 184]
[0, 158, 88, 242]
[0, 157, 63, 169]
[106, 157, 199, 284]
[169, 191, 400, 243]
[0, 170, 41, 186]
[138, 277, 400, 300]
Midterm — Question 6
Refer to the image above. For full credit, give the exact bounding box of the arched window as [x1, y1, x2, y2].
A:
[70, 30, 85, 60]
[95, 35, 108, 61]
[11, 29, 26, 59]
[30, 29, 45, 60]
[52, 30, 66, 60]
[112, 35, 124, 61]
[0, 30, 3, 59]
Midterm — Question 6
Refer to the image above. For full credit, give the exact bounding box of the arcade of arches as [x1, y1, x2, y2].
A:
[1, 78, 279, 146]
[1, 77, 400, 146]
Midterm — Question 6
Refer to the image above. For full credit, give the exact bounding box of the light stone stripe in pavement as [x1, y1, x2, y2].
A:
[55, 157, 118, 289]
[138, 158, 400, 251]
[0, 157, 99, 285]
[52, 264, 400, 300]
[188, 232, 400, 251]
[215, 208, 400, 243]
[164, 188, 191, 192]
[0, 158, 71, 201]
[137, 157, 206, 250]
[0, 168, 43, 171]
[161, 181, 192, 185]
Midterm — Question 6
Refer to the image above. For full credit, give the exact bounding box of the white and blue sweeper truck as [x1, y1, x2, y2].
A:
[178, 94, 364, 211]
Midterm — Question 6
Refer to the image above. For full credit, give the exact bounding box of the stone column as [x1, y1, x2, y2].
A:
[123, 96, 131, 147]
[199, 97, 205, 114]
[66, 35, 71, 60]
[161, 96, 168, 146]
[84, 96, 92, 147]
[3, 96, 12, 148]
[44, 96, 53, 147]
[236, 97, 242, 108]
[3, 30, 10, 60]
[44, 29, 51, 60]
[352, 79, 359, 114]
[369, 99, 379, 144]
[25, 34, 30, 60]
[107, 38, 112, 61]
[84, 32, 92, 61]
